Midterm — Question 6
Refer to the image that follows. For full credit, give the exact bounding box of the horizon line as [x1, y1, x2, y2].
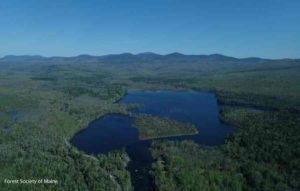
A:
[1, 52, 299, 60]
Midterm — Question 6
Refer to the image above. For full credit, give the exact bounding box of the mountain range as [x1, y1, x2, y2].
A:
[1, 53, 299, 69]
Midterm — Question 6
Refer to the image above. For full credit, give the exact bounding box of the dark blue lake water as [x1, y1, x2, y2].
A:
[71, 91, 236, 191]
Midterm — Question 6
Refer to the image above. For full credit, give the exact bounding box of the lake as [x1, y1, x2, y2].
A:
[71, 91, 236, 190]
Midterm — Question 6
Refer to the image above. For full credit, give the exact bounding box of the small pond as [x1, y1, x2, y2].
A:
[71, 91, 236, 190]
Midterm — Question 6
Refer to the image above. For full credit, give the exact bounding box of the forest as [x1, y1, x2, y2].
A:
[0, 53, 300, 191]
[150, 109, 300, 190]
[132, 114, 198, 140]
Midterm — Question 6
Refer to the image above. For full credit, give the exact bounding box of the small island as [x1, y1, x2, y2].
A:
[132, 114, 198, 140]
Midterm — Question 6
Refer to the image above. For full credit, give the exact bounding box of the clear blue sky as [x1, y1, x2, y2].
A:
[0, 0, 299, 58]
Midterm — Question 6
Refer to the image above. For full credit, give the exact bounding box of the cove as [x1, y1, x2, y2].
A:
[71, 91, 236, 191]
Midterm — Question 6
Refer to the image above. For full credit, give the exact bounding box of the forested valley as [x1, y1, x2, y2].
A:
[0, 53, 299, 191]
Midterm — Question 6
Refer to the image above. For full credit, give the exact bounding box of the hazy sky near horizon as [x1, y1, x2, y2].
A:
[0, 0, 299, 58]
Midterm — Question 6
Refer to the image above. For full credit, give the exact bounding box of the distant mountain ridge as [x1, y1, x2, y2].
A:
[0, 52, 298, 64]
